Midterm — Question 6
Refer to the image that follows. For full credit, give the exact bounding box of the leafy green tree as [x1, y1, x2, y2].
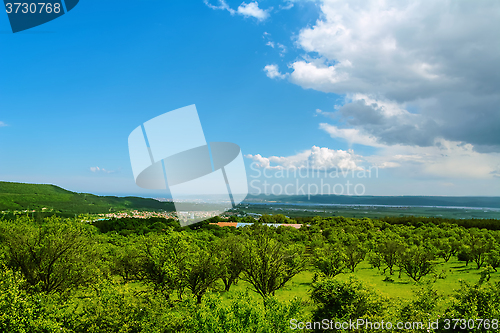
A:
[485, 246, 500, 272]
[240, 228, 306, 298]
[442, 280, 500, 329]
[0, 267, 62, 332]
[216, 235, 245, 292]
[375, 236, 404, 275]
[312, 244, 347, 278]
[138, 231, 193, 299]
[457, 244, 473, 266]
[108, 235, 143, 282]
[399, 246, 435, 282]
[182, 244, 222, 304]
[432, 238, 459, 262]
[344, 243, 367, 273]
[0, 216, 100, 294]
[367, 252, 382, 270]
[398, 287, 441, 325]
[469, 233, 494, 269]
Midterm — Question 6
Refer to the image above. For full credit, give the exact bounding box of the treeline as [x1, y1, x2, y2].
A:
[290, 214, 500, 230]
[0, 214, 500, 332]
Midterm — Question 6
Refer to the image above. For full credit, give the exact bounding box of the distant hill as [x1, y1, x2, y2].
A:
[245, 194, 500, 209]
[0, 181, 175, 215]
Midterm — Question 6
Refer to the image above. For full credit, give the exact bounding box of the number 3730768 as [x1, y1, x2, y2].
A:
[5, 3, 61, 14]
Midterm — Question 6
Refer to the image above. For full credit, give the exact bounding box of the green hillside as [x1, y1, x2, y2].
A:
[0, 181, 175, 215]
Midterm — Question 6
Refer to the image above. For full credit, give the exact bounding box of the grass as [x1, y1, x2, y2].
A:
[211, 257, 499, 315]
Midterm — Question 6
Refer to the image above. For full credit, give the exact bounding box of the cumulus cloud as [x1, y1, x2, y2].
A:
[90, 166, 117, 174]
[286, 0, 500, 151]
[319, 94, 441, 147]
[264, 64, 287, 79]
[247, 139, 500, 179]
[246, 146, 363, 171]
[204, 0, 270, 21]
[237, 2, 270, 21]
[364, 139, 500, 179]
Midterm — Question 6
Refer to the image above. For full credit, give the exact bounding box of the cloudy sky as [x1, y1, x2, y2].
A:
[1, 0, 499, 196]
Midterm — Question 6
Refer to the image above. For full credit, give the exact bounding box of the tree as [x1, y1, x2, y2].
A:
[469, 233, 493, 269]
[457, 244, 473, 266]
[312, 244, 347, 278]
[399, 246, 435, 282]
[485, 246, 500, 272]
[444, 280, 500, 320]
[216, 235, 245, 292]
[109, 235, 142, 282]
[240, 228, 306, 299]
[375, 237, 404, 275]
[0, 216, 99, 294]
[398, 287, 441, 324]
[344, 243, 367, 273]
[182, 244, 222, 304]
[367, 252, 383, 270]
[138, 231, 192, 299]
[0, 267, 62, 332]
[432, 238, 459, 262]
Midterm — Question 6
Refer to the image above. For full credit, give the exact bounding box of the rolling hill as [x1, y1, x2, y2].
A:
[0, 181, 175, 215]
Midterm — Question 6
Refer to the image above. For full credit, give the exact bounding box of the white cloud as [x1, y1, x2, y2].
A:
[280, 2, 294, 10]
[246, 146, 363, 171]
[277, 43, 287, 56]
[317, 94, 440, 147]
[263, 33, 287, 56]
[314, 108, 334, 118]
[244, 154, 281, 169]
[364, 139, 500, 179]
[264, 64, 286, 79]
[284, 0, 500, 151]
[374, 161, 400, 169]
[0, 121, 7, 127]
[237, 2, 270, 21]
[203, 0, 235, 14]
[204, 0, 270, 21]
[290, 60, 350, 90]
[319, 123, 384, 147]
[90, 166, 117, 174]
[266, 41, 275, 48]
[247, 139, 500, 180]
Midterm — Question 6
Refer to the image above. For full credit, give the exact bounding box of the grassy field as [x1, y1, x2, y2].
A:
[211, 257, 499, 315]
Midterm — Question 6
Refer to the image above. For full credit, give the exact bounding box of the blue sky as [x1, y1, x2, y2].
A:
[1, 0, 499, 197]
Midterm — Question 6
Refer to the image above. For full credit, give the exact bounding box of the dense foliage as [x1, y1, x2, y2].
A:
[0, 213, 499, 332]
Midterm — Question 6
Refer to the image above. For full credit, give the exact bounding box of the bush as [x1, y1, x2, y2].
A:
[0, 268, 63, 332]
[310, 277, 388, 324]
